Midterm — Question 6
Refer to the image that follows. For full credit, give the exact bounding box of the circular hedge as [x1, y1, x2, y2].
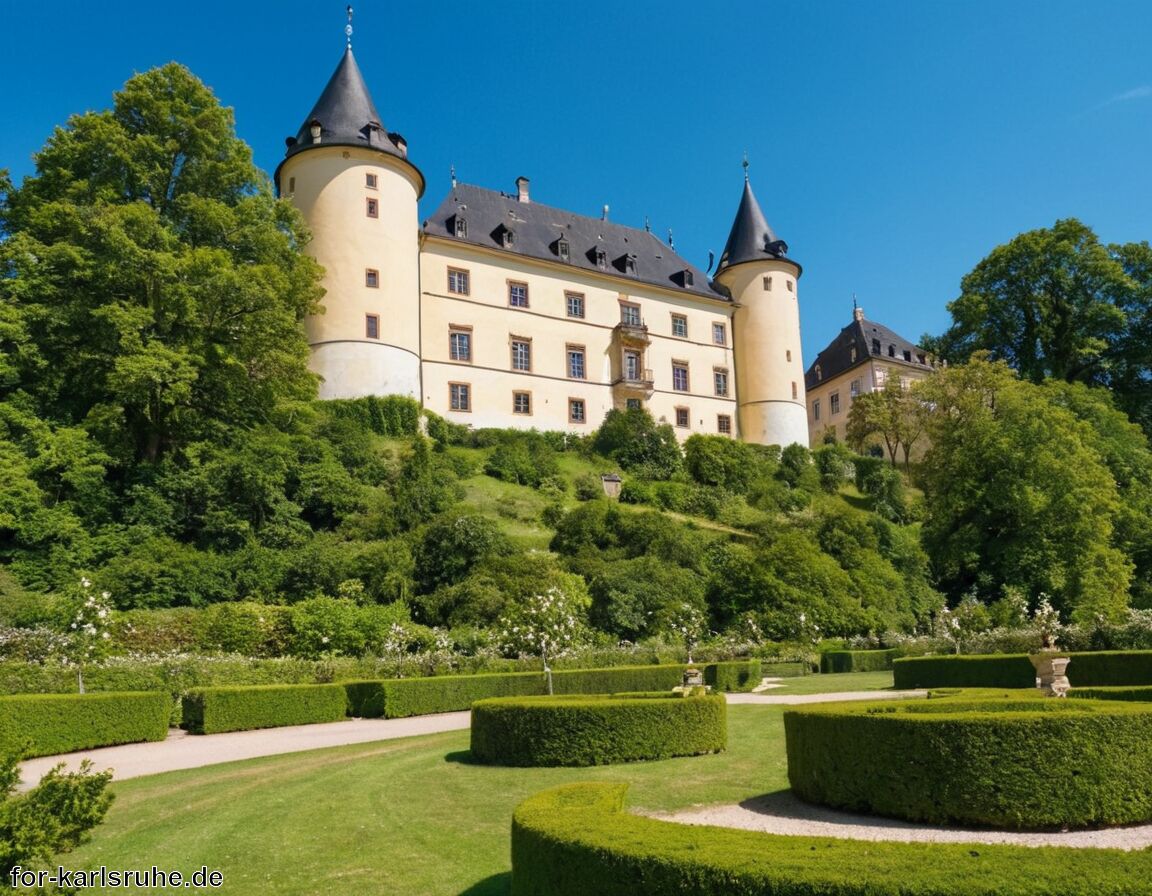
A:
[784, 697, 1152, 829]
[470, 692, 726, 767]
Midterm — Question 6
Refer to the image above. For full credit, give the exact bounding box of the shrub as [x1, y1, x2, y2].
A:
[472, 693, 726, 766]
[510, 782, 1152, 896]
[182, 683, 348, 734]
[703, 659, 761, 691]
[1070, 686, 1152, 702]
[785, 697, 1152, 828]
[0, 692, 169, 758]
[820, 649, 899, 673]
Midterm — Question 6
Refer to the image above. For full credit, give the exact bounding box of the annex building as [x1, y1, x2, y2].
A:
[275, 43, 812, 447]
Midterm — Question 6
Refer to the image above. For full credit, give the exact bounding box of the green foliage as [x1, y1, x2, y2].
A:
[785, 697, 1152, 827]
[471, 693, 726, 766]
[181, 683, 347, 734]
[323, 396, 421, 437]
[846, 378, 928, 465]
[511, 782, 1152, 896]
[819, 649, 899, 673]
[893, 650, 1152, 689]
[703, 659, 761, 691]
[592, 408, 681, 479]
[484, 433, 560, 487]
[918, 358, 1137, 621]
[0, 691, 168, 758]
[0, 752, 113, 888]
[413, 513, 511, 595]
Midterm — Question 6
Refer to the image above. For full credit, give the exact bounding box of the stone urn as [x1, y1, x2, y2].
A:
[1029, 652, 1071, 697]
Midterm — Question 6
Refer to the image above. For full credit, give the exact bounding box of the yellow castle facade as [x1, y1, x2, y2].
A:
[275, 45, 810, 447]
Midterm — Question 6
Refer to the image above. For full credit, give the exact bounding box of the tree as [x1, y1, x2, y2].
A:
[917, 358, 1135, 622]
[927, 219, 1151, 430]
[592, 408, 681, 479]
[497, 586, 587, 694]
[846, 378, 927, 465]
[0, 64, 323, 463]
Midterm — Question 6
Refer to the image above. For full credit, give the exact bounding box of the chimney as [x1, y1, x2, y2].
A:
[516, 176, 530, 204]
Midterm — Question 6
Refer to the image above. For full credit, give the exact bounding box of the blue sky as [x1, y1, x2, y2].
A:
[2, 0, 1149, 361]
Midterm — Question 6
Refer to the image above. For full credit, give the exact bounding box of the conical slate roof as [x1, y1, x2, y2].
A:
[716, 178, 792, 271]
[283, 47, 403, 161]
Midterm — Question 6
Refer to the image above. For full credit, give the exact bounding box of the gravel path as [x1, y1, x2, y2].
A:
[649, 791, 1152, 850]
[17, 713, 469, 791]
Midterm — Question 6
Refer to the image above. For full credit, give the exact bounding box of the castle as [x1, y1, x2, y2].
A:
[275, 43, 810, 447]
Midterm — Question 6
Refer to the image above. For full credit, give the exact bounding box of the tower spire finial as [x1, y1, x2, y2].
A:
[742, 151, 750, 182]
[346, 6, 354, 48]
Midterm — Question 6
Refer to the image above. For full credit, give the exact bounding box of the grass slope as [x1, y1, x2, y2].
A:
[61, 705, 787, 896]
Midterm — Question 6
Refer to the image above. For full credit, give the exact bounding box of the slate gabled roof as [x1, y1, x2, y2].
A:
[281, 47, 407, 164]
[716, 179, 795, 272]
[423, 183, 729, 301]
[805, 314, 933, 389]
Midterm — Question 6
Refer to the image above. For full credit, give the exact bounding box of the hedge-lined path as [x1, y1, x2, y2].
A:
[17, 712, 469, 791]
[17, 687, 925, 790]
[650, 788, 1152, 850]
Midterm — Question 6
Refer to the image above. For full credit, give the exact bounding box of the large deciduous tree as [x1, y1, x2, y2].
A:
[917, 357, 1151, 622]
[927, 219, 1151, 431]
[0, 64, 323, 463]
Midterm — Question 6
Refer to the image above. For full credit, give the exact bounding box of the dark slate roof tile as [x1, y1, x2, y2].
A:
[805, 315, 933, 389]
[716, 179, 794, 272]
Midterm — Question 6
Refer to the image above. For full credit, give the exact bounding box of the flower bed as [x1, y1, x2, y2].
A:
[784, 696, 1152, 828]
[471, 692, 726, 766]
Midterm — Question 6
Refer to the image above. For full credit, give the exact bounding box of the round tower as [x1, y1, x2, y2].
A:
[274, 42, 424, 400]
[713, 176, 808, 447]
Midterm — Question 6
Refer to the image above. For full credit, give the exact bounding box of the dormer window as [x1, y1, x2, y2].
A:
[815, 363, 823, 381]
[616, 253, 637, 275]
[557, 238, 570, 262]
[596, 249, 607, 270]
[872, 338, 881, 354]
[502, 228, 515, 249]
[888, 345, 896, 357]
[453, 215, 467, 238]
[850, 346, 857, 363]
[903, 349, 912, 362]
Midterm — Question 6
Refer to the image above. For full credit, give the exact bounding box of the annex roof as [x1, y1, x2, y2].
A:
[805, 313, 934, 389]
[423, 182, 728, 301]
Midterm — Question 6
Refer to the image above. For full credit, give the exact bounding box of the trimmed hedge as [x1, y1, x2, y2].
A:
[345, 661, 761, 719]
[0, 691, 169, 758]
[182, 684, 348, 734]
[1071, 686, 1152, 702]
[893, 650, 1152, 689]
[820, 649, 899, 674]
[758, 661, 808, 678]
[510, 782, 1152, 896]
[785, 697, 1152, 828]
[471, 693, 726, 766]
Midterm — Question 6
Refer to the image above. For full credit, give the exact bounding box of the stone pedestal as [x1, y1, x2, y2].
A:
[1029, 653, 1071, 697]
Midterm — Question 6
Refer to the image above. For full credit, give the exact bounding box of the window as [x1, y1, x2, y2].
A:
[558, 239, 570, 262]
[288, 176, 296, 193]
[513, 391, 531, 415]
[815, 363, 823, 381]
[567, 346, 586, 380]
[872, 338, 881, 354]
[624, 255, 637, 274]
[713, 322, 727, 346]
[454, 216, 468, 238]
[596, 249, 607, 270]
[671, 314, 688, 338]
[508, 281, 529, 308]
[511, 338, 531, 372]
[448, 268, 470, 295]
[624, 351, 642, 381]
[830, 392, 841, 414]
[675, 407, 690, 428]
[569, 398, 586, 424]
[449, 327, 472, 362]
[786, 350, 792, 362]
[566, 292, 585, 318]
[850, 378, 861, 397]
[365, 269, 379, 288]
[763, 276, 772, 291]
[501, 228, 515, 249]
[449, 383, 471, 412]
[813, 399, 821, 421]
[888, 344, 896, 357]
[786, 279, 794, 292]
[365, 314, 379, 339]
[620, 303, 641, 327]
[875, 368, 888, 388]
[626, 398, 643, 410]
[903, 349, 912, 362]
[366, 197, 379, 218]
[672, 362, 689, 392]
[850, 346, 857, 363]
[713, 367, 729, 397]
[791, 381, 798, 399]
[717, 414, 732, 435]
[366, 173, 378, 189]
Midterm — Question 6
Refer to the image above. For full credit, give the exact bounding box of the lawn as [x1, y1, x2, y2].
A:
[61, 705, 790, 896]
[769, 669, 896, 695]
